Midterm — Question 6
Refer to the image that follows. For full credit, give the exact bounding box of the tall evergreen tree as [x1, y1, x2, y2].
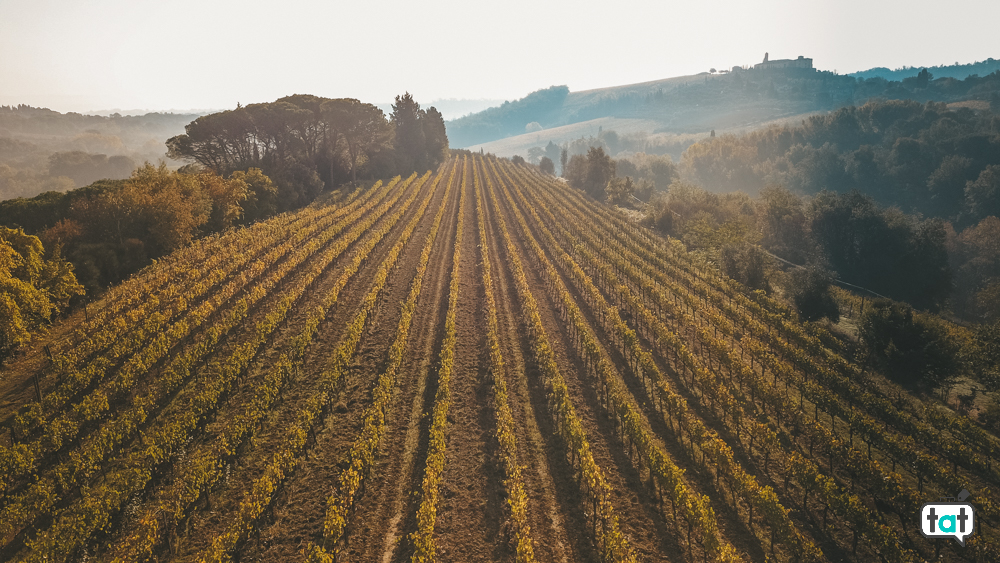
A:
[391, 92, 426, 172]
[421, 106, 449, 171]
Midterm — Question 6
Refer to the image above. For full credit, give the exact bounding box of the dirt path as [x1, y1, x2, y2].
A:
[425, 162, 502, 563]
[164, 175, 435, 562]
[478, 159, 575, 563]
[232, 173, 453, 562]
[314, 166, 461, 563]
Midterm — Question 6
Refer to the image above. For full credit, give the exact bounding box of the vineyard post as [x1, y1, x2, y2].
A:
[829, 442, 834, 474]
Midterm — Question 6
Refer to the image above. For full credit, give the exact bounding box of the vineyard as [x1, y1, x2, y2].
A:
[2, 155, 999, 563]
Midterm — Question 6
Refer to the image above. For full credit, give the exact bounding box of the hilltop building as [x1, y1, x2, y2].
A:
[754, 53, 814, 71]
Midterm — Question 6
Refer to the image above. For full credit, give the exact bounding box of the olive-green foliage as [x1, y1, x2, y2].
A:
[787, 265, 840, 322]
[973, 321, 1000, 392]
[323, 99, 394, 183]
[392, 93, 446, 174]
[642, 180, 956, 318]
[231, 168, 278, 224]
[167, 93, 445, 207]
[564, 147, 615, 200]
[757, 185, 814, 264]
[810, 190, 951, 311]
[0, 165, 260, 292]
[0, 227, 83, 356]
[80, 163, 248, 255]
[641, 192, 674, 233]
[965, 164, 1000, 222]
[679, 99, 1000, 220]
[859, 299, 963, 388]
[720, 243, 771, 293]
[948, 216, 1000, 321]
[538, 156, 555, 176]
[643, 181, 757, 251]
[615, 153, 679, 193]
[605, 176, 634, 206]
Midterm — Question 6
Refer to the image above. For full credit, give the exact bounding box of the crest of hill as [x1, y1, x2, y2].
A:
[560, 73, 709, 113]
[448, 58, 1000, 151]
[849, 57, 1000, 82]
[446, 66, 836, 148]
[446, 74, 711, 148]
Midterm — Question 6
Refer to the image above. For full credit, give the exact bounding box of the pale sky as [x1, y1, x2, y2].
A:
[1, 0, 997, 115]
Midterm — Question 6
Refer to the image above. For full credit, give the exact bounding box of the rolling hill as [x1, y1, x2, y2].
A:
[448, 57, 1000, 158]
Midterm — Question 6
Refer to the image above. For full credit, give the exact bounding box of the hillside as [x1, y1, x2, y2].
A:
[468, 109, 824, 161]
[0, 155, 998, 563]
[448, 59, 1000, 157]
[0, 105, 201, 200]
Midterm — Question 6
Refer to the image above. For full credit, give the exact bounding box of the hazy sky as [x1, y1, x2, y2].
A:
[1, 0, 997, 115]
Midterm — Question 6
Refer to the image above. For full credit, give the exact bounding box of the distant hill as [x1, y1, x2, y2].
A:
[375, 98, 506, 122]
[446, 68, 856, 150]
[0, 105, 201, 200]
[448, 59, 1000, 155]
[849, 58, 1000, 82]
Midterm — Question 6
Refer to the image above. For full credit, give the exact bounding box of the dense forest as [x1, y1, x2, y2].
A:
[669, 98, 1000, 317]
[680, 99, 1000, 221]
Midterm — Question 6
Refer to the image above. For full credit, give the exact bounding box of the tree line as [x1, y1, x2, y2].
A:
[166, 93, 448, 207]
